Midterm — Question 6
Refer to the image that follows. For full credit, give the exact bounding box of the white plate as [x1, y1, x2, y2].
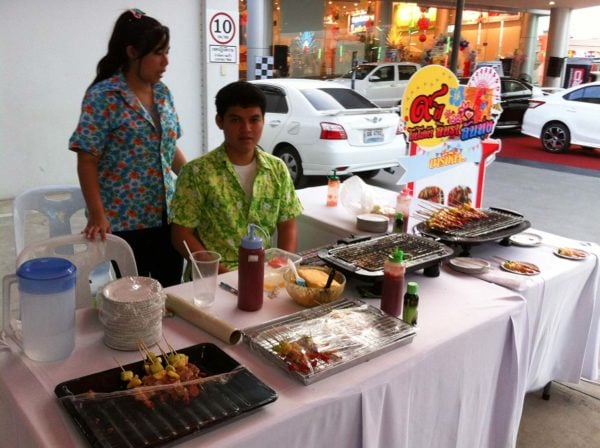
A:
[448, 257, 491, 274]
[509, 232, 542, 247]
[500, 261, 540, 276]
[554, 247, 590, 261]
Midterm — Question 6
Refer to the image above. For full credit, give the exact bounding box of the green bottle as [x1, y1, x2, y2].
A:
[403, 281, 419, 326]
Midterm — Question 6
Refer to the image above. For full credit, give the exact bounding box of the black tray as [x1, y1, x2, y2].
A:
[55, 343, 277, 448]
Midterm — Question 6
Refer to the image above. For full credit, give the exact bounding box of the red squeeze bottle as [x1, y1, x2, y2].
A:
[380, 248, 405, 317]
[237, 224, 265, 311]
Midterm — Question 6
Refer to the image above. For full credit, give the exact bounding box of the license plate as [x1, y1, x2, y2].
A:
[364, 129, 384, 143]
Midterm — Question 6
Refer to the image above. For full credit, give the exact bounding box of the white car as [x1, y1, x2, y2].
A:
[250, 78, 407, 186]
[521, 81, 600, 153]
[330, 62, 421, 107]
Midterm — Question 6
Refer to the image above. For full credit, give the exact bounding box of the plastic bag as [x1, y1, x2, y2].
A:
[339, 175, 376, 216]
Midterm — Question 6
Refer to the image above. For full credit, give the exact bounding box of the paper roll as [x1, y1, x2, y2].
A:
[166, 294, 242, 345]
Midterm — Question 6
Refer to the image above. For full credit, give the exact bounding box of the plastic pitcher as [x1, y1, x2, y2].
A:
[2, 257, 77, 362]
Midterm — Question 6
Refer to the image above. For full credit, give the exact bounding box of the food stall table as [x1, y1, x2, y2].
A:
[465, 230, 600, 391]
[295, 184, 600, 392]
[0, 269, 529, 448]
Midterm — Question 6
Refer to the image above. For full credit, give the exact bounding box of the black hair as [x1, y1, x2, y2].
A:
[92, 9, 169, 85]
[215, 81, 266, 117]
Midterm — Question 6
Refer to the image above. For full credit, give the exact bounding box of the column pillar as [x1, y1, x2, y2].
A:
[375, 0, 393, 61]
[544, 7, 571, 87]
[436, 8, 449, 35]
[246, 0, 273, 80]
[520, 13, 539, 82]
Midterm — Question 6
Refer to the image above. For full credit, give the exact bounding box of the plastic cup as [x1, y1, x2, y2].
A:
[191, 251, 221, 308]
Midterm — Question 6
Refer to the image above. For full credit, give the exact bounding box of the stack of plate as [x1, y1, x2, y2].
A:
[356, 213, 389, 233]
[99, 276, 165, 351]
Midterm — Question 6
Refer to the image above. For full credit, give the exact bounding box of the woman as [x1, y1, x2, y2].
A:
[69, 8, 186, 286]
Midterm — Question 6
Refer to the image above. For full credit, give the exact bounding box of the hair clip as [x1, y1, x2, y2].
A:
[129, 8, 145, 19]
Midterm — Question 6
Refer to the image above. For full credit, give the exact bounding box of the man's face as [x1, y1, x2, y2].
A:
[216, 106, 264, 158]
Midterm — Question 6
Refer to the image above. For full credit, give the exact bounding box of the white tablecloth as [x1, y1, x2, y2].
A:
[296, 184, 600, 392]
[0, 269, 529, 448]
[466, 231, 600, 391]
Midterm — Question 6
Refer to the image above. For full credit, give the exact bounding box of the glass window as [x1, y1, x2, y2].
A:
[502, 79, 530, 94]
[342, 64, 375, 80]
[262, 89, 289, 114]
[397, 65, 417, 80]
[566, 86, 600, 104]
[371, 66, 394, 82]
[301, 88, 377, 110]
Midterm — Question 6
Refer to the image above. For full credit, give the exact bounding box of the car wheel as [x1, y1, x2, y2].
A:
[541, 122, 570, 153]
[356, 169, 380, 180]
[275, 145, 304, 187]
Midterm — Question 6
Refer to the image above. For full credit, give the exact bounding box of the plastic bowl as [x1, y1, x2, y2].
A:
[283, 266, 346, 307]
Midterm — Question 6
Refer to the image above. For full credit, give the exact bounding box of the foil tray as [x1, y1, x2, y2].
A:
[242, 298, 416, 385]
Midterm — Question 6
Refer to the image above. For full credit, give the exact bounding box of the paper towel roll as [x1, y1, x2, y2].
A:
[166, 294, 242, 345]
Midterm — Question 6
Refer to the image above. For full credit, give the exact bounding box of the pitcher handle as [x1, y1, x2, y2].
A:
[2, 274, 18, 337]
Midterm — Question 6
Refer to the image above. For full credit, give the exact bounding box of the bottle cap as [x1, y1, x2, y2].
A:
[395, 212, 404, 220]
[328, 169, 339, 181]
[389, 247, 404, 263]
[407, 281, 418, 294]
[241, 224, 263, 250]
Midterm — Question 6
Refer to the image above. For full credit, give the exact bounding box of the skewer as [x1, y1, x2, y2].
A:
[113, 356, 125, 372]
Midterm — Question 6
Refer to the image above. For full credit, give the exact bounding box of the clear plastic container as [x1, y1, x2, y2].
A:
[264, 248, 302, 296]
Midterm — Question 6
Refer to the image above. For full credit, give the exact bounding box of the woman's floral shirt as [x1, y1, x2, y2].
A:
[170, 144, 303, 270]
[69, 72, 181, 231]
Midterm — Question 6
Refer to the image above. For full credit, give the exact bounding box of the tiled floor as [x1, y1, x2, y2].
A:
[1, 159, 599, 447]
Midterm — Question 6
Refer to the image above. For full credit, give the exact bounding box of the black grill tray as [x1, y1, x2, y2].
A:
[55, 343, 277, 448]
[318, 233, 455, 278]
[414, 207, 530, 255]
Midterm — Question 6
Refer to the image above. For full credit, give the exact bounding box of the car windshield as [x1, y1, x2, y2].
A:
[301, 88, 377, 110]
[341, 64, 375, 80]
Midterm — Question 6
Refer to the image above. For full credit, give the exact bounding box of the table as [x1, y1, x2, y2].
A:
[296, 184, 600, 392]
[296, 185, 398, 251]
[0, 268, 529, 448]
[467, 231, 600, 391]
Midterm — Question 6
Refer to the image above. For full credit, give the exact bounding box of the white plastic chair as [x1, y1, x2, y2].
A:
[12, 185, 112, 293]
[13, 185, 86, 254]
[16, 234, 138, 309]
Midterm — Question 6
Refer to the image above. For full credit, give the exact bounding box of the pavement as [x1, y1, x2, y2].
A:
[1, 135, 599, 447]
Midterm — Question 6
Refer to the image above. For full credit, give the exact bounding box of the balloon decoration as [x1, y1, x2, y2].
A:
[417, 7, 431, 44]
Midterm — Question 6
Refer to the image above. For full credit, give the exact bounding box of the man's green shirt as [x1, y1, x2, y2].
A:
[170, 144, 303, 270]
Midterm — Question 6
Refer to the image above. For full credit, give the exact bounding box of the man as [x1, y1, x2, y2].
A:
[170, 81, 303, 272]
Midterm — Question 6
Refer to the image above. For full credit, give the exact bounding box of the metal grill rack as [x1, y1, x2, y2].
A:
[243, 298, 416, 385]
[433, 209, 526, 238]
[317, 233, 455, 278]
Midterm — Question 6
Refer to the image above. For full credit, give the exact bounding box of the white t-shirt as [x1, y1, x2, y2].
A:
[232, 159, 257, 200]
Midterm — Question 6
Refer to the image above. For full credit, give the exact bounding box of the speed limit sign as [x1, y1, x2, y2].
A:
[209, 12, 236, 45]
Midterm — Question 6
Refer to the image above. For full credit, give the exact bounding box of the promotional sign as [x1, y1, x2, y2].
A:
[398, 65, 501, 210]
[207, 10, 238, 63]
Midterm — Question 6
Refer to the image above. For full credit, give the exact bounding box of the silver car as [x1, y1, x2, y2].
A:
[250, 78, 407, 187]
[521, 81, 600, 153]
[331, 62, 421, 107]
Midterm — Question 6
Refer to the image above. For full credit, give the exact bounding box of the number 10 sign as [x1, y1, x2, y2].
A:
[207, 10, 238, 63]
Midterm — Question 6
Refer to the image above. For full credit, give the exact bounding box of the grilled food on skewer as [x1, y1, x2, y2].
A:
[424, 204, 488, 232]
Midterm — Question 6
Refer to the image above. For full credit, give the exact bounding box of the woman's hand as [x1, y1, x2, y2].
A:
[83, 213, 111, 241]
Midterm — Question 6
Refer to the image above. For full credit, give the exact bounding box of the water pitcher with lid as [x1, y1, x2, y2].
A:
[3, 257, 77, 361]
